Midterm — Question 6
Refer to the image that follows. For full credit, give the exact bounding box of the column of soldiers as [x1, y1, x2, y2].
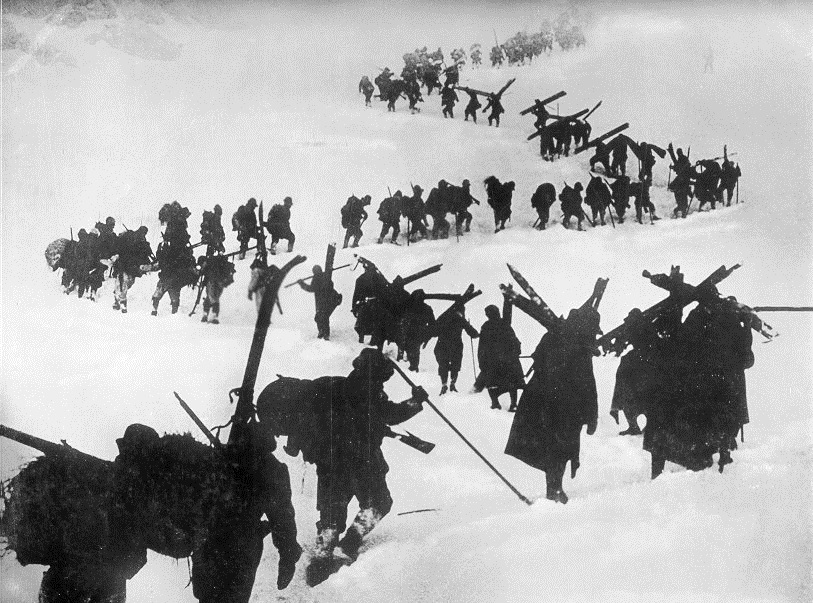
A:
[341, 179, 478, 247]
[47, 145, 742, 320]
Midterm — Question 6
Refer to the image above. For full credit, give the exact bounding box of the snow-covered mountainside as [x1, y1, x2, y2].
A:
[2, 2, 811, 602]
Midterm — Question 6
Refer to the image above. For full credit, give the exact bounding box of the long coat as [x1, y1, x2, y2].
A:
[477, 318, 524, 393]
[505, 328, 598, 475]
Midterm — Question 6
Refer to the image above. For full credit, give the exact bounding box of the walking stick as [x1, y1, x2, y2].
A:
[736, 178, 740, 204]
[470, 336, 477, 375]
[388, 358, 532, 506]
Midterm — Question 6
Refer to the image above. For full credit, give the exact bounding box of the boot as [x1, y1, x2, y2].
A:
[112, 300, 120, 311]
[171, 304, 179, 315]
[121, 301, 127, 314]
[440, 384, 448, 395]
[288, 241, 294, 252]
[277, 542, 303, 590]
[449, 380, 457, 392]
[337, 508, 382, 562]
[306, 528, 339, 587]
[210, 315, 219, 325]
[377, 237, 384, 244]
[201, 314, 209, 323]
[508, 403, 517, 413]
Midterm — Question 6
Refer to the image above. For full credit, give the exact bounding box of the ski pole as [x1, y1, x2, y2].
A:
[388, 358, 532, 506]
[470, 336, 477, 375]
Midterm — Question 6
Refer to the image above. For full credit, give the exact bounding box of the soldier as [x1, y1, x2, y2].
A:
[112, 226, 154, 313]
[95, 216, 119, 262]
[385, 79, 405, 112]
[265, 197, 296, 254]
[630, 178, 659, 223]
[694, 159, 722, 211]
[200, 205, 226, 253]
[570, 118, 591, 150]
[341, 194, 371, 249]
[490, 45, 503, 67]
[470, 44, 482, 66]
[475, 305, 524, 411]
[638, 142, 659, 183]
[425, 180, 451, 239]
[152, 202, 197, 316]
[403, 185, 429, 241]
[398, 289, 435, 372]
[232, 198, 258, 260]
[197, 254, 235, 324]
[377, 190, 403, 244]
[609, 308, 668, 436]
[667, 143, 694, 218]
[589, 141, 611, 174]
[247, 257, 279, 316]
[352, 261, 389, 345]
[585, 175, 613, 226]
[609, 176, 631, 224]
[609, 139, 628, 177]
[440, 85, 458, 118]
[645, 301, 753, 478]
[306, 349, 428, 585]
[73, 228, 107, 300]
[483, 92, 505, 127]
[374, 67, 393, 98]
[449, 179, 478, 235]
[504, 306, 600, 504]
[405, 77, 423, 114]
[463, 90, 481, 123]
[443, 64, 460, 88]
[359, 75, 375, 106]
[718, 149, 741, 207]
[433, 305, 479, 395]
[297, 265, 342, 340]
[559, 182, 585, 230]
[530, 182, 557, 230]
[484, 176, 515, 232]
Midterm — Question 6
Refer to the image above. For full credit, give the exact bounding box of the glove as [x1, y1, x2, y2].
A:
[411, 386, 429, 403]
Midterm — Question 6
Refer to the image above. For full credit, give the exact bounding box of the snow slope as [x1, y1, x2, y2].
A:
[2, 2, 812, 602]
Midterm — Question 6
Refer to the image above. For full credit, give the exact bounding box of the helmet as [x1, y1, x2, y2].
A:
[283, 196, 293, 206]
[485, 305, 500, 320]
[312, 264, 323, 275]
[105, 216, 116, 227]
[574, 182, 583, 191]
[214, 204, 222, 215]
[116, 423, 160, 457]
[462, 179, 470, 187]
[247, 197, 257, 207]
[351, 348, 394, 381]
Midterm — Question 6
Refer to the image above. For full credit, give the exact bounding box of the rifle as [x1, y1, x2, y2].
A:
[173, 392, 224, 451]
[284, 263, 352, 288]
[224, 244, 258, 259]
[0, 424, 110, 466]
[751, 306, 813, 312]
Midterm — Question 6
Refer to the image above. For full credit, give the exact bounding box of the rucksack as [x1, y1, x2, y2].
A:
[341, 197, 357, 229]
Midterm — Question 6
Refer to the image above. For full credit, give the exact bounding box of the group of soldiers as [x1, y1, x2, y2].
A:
[339, 179, 479, 247]
[24, 232, 768, 603]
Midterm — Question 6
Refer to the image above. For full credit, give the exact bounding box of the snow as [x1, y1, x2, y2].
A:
[1, 2, 812, 602]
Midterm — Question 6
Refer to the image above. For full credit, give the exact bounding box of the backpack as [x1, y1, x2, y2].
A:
[341, 197, 357, 229]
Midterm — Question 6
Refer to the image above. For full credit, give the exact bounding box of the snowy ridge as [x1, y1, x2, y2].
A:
[2, 2, 812, 602]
